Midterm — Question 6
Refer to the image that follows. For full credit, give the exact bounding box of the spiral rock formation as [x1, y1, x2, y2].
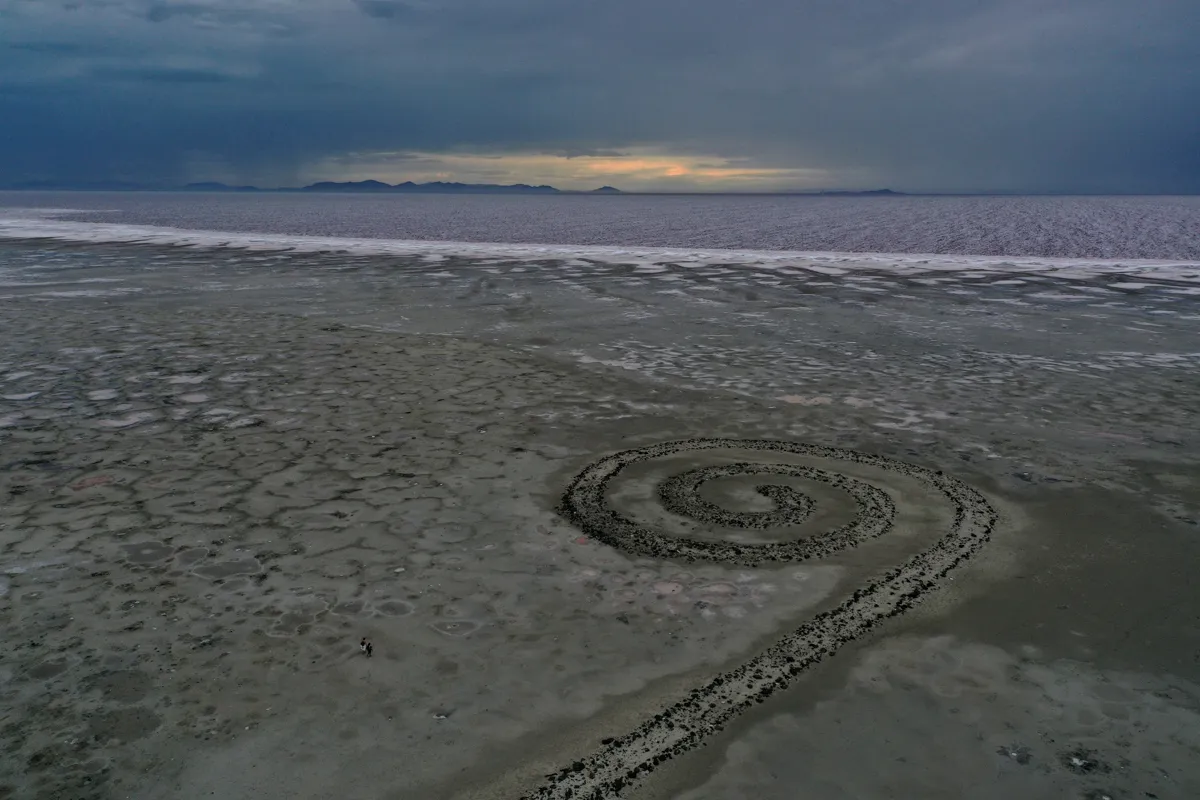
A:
[532, 438, 997, 799]
[561, 439, 897, 566]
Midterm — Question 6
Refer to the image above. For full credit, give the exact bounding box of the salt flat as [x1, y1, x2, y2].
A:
[1, 234, 1198, 800]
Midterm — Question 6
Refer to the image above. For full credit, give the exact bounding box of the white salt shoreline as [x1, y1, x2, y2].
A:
[2, 208, 1200, 284]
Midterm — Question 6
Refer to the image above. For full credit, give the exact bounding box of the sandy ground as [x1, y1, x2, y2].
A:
[1, 239, 1198, 800]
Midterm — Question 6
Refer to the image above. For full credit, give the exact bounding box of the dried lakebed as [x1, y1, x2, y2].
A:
[2, 306, 920, 800]
[2, 238, 1199, 800]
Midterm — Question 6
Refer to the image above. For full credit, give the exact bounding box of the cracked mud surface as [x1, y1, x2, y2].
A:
[2, 238, 1199, 800]
[0, 305, 860, 800]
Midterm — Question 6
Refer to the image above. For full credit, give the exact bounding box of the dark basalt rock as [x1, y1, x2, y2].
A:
[527, 438, 997, 800]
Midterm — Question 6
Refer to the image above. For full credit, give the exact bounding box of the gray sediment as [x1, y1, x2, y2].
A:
[1, 238, 1197, 800]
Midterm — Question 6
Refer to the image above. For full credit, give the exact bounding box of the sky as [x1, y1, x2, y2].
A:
[1, 0, 1198, 193]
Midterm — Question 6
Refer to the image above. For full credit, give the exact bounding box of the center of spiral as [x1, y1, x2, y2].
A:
[657, 463, 817, 529]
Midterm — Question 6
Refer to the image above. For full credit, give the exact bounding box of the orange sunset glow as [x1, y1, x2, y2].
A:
[307, 149, 837, 192]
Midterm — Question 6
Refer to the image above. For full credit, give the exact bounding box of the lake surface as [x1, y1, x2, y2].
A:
[2, 191, 1200, 259]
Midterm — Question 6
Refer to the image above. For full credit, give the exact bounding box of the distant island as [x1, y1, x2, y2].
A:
[0, 179, 625, 195]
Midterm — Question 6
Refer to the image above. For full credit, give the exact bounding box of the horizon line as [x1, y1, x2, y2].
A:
[2, 182, 1198, 198]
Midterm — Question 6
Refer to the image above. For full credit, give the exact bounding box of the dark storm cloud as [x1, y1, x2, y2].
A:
[1, 0, 1198, 191]
[94, 66, 239, 83]
[145, 4, 201, 23]
[7, 40, 90, 54]
[351, 0, 415, 21]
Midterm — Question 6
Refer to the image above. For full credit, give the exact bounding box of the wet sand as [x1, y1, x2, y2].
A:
[1, 239, 1198, 800]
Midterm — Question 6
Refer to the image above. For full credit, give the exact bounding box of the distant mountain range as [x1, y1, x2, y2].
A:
[0, 180, 918, 196]
[298, 179, 573, 194]
[0, 179, 625, 195]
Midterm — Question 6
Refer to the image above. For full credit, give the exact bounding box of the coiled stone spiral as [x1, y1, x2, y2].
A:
[561, 439, 898, 566]
[533, 438, 997, 799]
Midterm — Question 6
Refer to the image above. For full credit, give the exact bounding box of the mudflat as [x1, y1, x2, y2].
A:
[1, 239, 1198, 800]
